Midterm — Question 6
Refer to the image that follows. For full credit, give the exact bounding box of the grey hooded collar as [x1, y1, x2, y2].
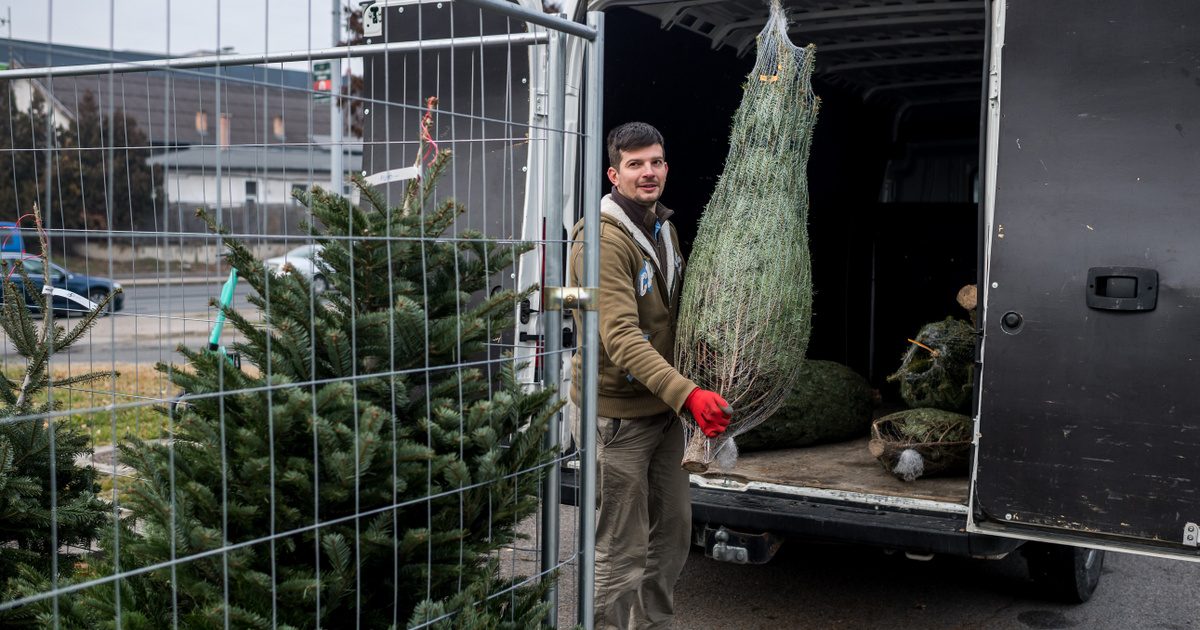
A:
[600, 194, 679, 297]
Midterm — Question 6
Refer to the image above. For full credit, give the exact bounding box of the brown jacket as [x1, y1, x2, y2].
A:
[569, 194, 698, 418]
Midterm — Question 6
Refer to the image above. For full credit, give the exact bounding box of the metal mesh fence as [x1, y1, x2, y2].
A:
[0, 1, 601, 627]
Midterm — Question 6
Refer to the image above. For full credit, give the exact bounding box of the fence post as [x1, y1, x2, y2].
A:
[539, 26, 567, 624]
[578, 10, 605, 630]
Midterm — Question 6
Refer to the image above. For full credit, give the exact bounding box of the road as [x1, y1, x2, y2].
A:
[671, 541, 1199, 629]
[121, 279, 256, 315]
[39, 280, 262, 366]
[522, 505, 1200, 629]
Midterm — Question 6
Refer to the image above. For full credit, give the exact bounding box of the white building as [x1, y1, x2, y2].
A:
[150, 145, 362, 208]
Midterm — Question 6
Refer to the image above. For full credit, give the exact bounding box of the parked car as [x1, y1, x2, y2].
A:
[0, 222, 25, 253]
[264, 244, 328, 293]
[0, 252, 124, 315]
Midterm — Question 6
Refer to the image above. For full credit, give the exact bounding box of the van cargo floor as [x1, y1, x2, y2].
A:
[724, 437, 970, 505]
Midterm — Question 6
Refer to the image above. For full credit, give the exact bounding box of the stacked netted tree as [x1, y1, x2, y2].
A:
[872, 316, 976, 481]
[736, 360, 876, 452]
[675, 0, 820, 471]
[0, 218, 113, 627]
[60, 125, 559, 628]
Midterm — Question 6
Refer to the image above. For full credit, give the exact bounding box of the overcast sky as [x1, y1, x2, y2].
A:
[10, 1, 344, 57]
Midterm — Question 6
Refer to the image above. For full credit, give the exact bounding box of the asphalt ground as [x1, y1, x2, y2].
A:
[515, 505, 1200, 629]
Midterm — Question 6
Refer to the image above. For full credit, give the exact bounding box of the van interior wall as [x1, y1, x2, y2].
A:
[870, 105, 979, 390]
[604, 8, 979, 396]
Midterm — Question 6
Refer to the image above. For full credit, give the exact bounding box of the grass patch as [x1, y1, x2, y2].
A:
[6, 363, 181, 450]
[6, 360, 270, 496]
[41, 361, 262, 451]
[61, 364, 177, 450]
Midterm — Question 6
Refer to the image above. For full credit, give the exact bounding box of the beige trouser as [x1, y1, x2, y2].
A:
[577, 411, 692, 630]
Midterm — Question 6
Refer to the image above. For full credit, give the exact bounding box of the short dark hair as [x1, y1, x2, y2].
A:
[606, 122, 664, 169]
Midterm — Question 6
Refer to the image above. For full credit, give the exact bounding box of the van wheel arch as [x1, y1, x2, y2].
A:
[1023, 542, 1105, 603]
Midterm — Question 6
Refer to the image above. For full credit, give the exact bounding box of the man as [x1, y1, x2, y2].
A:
[569, 122, 732, 630]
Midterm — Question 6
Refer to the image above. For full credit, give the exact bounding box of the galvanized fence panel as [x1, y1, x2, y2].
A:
[0, 1, 601, 627]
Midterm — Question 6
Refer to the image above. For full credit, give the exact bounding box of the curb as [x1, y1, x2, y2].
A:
[115, 276, 221, 287]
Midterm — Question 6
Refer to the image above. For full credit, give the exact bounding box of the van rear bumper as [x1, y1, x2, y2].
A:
[559, 467, 1023, 559]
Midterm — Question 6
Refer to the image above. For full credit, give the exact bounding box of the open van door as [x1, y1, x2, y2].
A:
[971, 0, 1200, 561]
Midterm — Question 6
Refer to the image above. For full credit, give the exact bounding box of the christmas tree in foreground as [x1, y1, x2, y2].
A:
[57, 113, 560, 628]
[0, 213, 112, 627]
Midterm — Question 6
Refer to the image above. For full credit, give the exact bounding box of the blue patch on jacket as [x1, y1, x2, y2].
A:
[637, 259, 653, 296]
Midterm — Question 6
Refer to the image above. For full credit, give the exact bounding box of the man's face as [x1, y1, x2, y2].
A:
[607, 144, 668, 208]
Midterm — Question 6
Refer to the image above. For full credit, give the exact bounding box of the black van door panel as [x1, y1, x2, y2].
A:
[972, 0, 1200, 559]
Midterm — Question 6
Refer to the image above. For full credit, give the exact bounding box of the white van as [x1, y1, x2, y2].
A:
[560, 0, 1198, 603]
[361, 0, 1200, 604]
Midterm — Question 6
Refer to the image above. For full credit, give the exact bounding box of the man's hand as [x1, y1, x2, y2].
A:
[685, 388, 733, 437]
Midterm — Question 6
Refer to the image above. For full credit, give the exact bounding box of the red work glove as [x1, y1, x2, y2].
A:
[685, 388, 733, 437]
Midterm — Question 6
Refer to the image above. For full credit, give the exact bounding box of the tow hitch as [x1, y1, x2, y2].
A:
[701, 526, 782, 564]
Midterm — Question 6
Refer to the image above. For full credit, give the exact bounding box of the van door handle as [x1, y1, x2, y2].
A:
[1086, 266, 1157, 311]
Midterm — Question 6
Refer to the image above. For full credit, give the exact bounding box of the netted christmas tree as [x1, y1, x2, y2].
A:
[869, 408, 973, 482]
[57, 112, 560, 628]
[0, 215, 112, 626]
[887, 317, 976, 413]
[676, 0, 819, 472]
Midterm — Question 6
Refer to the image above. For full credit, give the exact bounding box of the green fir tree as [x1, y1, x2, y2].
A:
[0, 215, 114, 626]
[60, 117, 559, 628]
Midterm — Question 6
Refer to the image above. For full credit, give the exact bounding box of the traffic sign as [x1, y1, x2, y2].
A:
[313, 61, 332, 100]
